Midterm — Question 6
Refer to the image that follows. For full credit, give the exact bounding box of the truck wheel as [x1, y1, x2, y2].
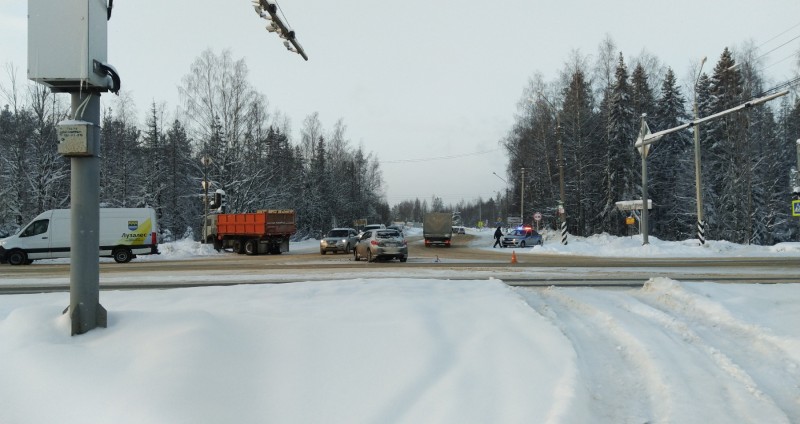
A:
[233, 240, 245, 254]
[400, 256, 407, 263]
[7, 250, 27, 266]
[245, 239, 258, 255]
[113, 247, 133, 263]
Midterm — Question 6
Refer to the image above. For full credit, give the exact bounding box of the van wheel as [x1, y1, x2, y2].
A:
[7, 250, 27, 266]
[245, 239, 259, 255]
[113, 247, 133, 263]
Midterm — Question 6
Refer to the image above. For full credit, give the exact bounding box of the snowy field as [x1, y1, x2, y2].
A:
[1, 230, 799, 423]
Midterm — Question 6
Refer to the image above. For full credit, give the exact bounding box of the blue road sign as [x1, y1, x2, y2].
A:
[793, 200, 800, 217]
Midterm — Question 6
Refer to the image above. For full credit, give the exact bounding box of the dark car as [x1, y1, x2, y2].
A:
[353, 229, 408, 262]
[320, 228, 359, 254]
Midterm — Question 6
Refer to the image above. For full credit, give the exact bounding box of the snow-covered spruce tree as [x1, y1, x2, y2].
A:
[100, 105, 142, 208]
[649, 68, 692, 240]
[141, 102, 167, 213]
[161, 119, 198, 241]
[705, 48, 748, 243]
[561, 68, 600, 236]
[601, 53, 636, 236]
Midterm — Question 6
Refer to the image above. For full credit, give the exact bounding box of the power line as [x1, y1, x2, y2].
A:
[756, 21, 800, 51]
[380, 148, 501, 164]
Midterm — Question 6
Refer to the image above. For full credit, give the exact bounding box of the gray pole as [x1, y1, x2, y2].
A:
[693, 57, 707, 246]
[520, 167, 525, 223]
[796, 139, 800, 184]
[68, 92, 107, 335]
[640, 114, 649, 245]
[556, 118, 568, 245]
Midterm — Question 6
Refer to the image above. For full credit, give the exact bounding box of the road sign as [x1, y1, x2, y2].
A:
[793, 200, 800, 217]
[533, 212, 542, 222]
[625, 216, 636, 225]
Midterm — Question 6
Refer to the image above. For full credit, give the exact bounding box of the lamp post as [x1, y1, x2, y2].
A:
[693, 56, 707, 245]
[492, 172, 510, 223]
[520, 167, 525, 223]
[200, 155, 212, 243]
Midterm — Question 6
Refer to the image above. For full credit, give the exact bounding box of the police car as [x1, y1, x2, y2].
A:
[501, 226, 543, 248]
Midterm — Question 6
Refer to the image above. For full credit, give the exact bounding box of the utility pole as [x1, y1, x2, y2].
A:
[635, 90, 789, 247]
[638, 114, 650, 245]
[555, 117, 567, 245]
[520, 167, 525, 223]
[28, 0, 117, 334]
[693, 57, 707, 245]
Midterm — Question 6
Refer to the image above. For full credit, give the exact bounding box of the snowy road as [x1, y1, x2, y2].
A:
[517, 280, 800, 423]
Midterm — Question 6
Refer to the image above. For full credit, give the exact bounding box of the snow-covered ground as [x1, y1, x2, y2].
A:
[1, 230, 799, 423]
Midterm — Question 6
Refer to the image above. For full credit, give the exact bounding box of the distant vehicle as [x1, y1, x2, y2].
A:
[501, 226, 543, 248]
[387, 224, 404, 235]
[320, 227, 359, 254]
[452, 226, 466, 235]
[205, 210, 296, 255]
[423, 212, 452, 247]
[362, 224, 386, 233]
[0, 208, 159, 265]
[353, 229, 407, 262]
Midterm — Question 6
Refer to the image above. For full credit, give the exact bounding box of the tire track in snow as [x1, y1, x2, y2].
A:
[632, 279, 800, 422]
[558, 286, 791, 424]
[517, 287, 668, 423]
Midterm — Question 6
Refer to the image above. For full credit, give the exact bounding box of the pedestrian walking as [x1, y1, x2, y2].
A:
[493, 226, 503, 248]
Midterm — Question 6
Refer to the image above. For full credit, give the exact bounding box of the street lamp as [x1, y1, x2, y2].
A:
[520, 167, 525, 224]
[492, 172, 509, 223]
[693, 56, 707, 246]
[200, 155, 212, 243]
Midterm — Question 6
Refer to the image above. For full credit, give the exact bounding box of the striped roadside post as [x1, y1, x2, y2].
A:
[697, 220, 706, 245]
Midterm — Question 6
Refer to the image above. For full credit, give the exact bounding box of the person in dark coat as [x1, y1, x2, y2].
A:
[493, 226, 503, 248]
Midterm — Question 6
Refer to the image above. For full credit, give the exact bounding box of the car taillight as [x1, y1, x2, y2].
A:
[370, 240, 378, 246]
[151, 232, 157, 245]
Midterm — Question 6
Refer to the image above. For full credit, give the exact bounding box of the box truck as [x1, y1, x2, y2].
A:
[423, 212, 453, 247]
[0, 208, 159, 265]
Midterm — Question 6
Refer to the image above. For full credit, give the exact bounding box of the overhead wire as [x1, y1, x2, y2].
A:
[380, 148, 501, 164]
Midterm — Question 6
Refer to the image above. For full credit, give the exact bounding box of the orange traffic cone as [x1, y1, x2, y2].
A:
[510, 250, 517, 264]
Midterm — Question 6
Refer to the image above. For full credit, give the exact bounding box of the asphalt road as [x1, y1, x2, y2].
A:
[2, 233, 799, 293]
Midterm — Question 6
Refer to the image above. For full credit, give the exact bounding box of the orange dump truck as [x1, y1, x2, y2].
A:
[205, 210, 296, 255]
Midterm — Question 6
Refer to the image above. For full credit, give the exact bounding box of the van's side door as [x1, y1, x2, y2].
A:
[17, 219, 52, 259]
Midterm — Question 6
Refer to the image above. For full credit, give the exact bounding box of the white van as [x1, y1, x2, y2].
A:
[0, 208, 159, 265]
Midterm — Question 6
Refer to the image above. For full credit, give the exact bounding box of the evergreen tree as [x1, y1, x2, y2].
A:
[705, 48, 747, 242]
[649, 68, 692, 240]
[601, 53, 636, 235]
[560, 69, 599, 236]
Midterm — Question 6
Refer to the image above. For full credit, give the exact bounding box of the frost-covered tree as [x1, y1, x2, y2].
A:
[649, 68, 693, 240]
[601, 53, 636, 235]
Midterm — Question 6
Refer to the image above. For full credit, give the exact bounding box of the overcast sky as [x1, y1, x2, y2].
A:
[2, 0, 799, 209]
